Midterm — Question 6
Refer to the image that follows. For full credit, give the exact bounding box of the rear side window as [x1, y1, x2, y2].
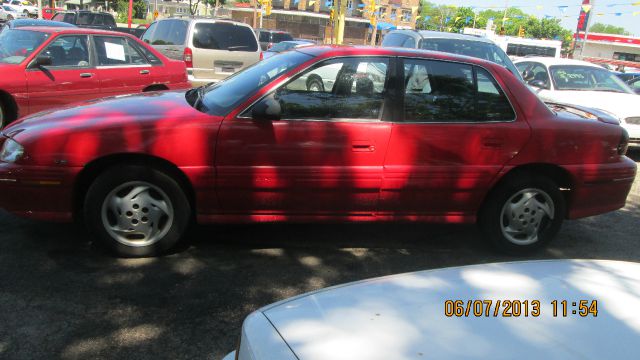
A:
[76, 12, 94, 25]
[403, 59, 514, 122]
[94, 36, 148, 66]
[151, 19, 187, 45]
[130, 39, 162, 65]
[381, 33, 408, 47]
[104, 15, 116, 27]
[192, 23, 258, 52]
[53, 13, 75, 24]
[272, 32, 292, 42]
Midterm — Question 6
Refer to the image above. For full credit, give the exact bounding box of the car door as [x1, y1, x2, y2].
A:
[215, 57, 394, 216]
[25, 34, 99, 115]
[92, 35, 156, 96]
[380, 58, 531, 219]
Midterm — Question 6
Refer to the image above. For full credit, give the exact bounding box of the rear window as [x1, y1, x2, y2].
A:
[192, 22, 258, 52]
[271, 32, 292, 43]
[258, 31, 269, 42]
[76, 13, 95, 25]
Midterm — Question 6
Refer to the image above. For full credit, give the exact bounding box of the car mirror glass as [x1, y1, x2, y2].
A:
[252, 94, 281, 121]
[29, 55, 52, 68]
[522, 69, 535, 82]
[528, 79, 547, 90]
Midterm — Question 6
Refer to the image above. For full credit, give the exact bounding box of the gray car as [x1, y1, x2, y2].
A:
[382, 30, 522, 80]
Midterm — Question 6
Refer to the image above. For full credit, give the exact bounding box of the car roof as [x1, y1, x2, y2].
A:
[8, 19, 76, 28]
[14, 26, 136, 37]
[296, 45, 503, 69]
[389, 29, 497, 44]
[514, 56, 603, 68]
[159, 17, 252, 27]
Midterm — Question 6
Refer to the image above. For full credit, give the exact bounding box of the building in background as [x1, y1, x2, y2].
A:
[575, 32, 640, 71]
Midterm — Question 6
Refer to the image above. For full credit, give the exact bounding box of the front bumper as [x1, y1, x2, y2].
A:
[565, 156, 637, 219]
[0, 162, 81, 222]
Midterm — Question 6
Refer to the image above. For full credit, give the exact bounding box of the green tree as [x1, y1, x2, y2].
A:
[589, 22, 630, 35]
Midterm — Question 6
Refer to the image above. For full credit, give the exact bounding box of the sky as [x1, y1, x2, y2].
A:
[428, 0, 640, 36]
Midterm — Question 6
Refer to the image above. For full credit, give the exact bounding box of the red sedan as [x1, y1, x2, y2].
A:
[0, 46, 636, 257]
[0, 26, 190, 127]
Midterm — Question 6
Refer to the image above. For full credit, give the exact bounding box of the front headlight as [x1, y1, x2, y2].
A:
[0, 138, 25, 163]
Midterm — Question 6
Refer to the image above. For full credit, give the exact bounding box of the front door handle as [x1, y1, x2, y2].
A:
[352, 141, 375, 152]
[79, 73, 93, 78]
[140, 69, 150, 75]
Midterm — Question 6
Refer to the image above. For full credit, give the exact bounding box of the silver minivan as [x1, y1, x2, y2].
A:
[142, 18, 261, 86]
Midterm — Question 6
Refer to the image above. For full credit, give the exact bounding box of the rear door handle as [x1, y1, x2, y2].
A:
[140, 70, 150, 75]
[482, 137, 504, 149]
[352, 141, 375, 152]
[79, 73, 93, 78]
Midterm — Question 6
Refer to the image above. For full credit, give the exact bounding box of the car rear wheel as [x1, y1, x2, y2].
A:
[479, 174, 565, 255]
[7, 15, 13, 20]
[84, 165, 191, 257]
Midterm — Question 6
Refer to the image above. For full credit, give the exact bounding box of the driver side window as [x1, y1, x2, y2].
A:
[275, 58, 389, 120]
[40, 35, 90, 68]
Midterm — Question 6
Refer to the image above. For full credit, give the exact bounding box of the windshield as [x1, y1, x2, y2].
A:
[3, 5, 14, 10]
[0, 29, 49, 64]
[420, 38, 522, 80]
[197, 50, 312, 116]
[272, 32, 293, 43]
[550, 65, 633, 93]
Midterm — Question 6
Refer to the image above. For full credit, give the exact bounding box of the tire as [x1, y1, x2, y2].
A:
[84, 165, 191, 257]
[7, 15, 14, 20]
[306, 76, 324, 92]
[478, 174, 565, 255]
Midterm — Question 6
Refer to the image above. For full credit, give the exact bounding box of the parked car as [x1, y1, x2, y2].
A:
[141, 18, 261, 86]
[263, 40, 313, 59]
[514, 57, 640, 148]
[41, 6, 63, 20]
[51, 10, 117, 30]
[254, 28, 293, 51]
[382, 30, 523, 81]
[616, 71, 640, 83]
[1, 18, 76, 31]
[222, 259, 640, 360]
[627, 77, 640, 94]
[0, 46, 635, 257]
[3, 0, 36, 17]
[0, 26, 190, 127]
[0, 4, 27, 21]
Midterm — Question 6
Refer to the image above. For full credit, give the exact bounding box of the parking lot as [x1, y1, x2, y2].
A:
[0, 150, 636, 359]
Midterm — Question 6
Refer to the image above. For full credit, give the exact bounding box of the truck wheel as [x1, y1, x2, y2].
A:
[84, 165, 191, 257]
[479, 174, 565, 255]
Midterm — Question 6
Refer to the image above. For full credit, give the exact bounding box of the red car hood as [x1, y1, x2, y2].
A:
[5, 90, 209, 139]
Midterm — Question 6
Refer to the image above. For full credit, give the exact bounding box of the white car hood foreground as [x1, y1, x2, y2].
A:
[540, 90, 639, 119]
[260, 260, 640, 360]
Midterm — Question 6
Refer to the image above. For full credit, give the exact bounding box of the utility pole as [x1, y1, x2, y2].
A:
[580, 0, 595, 58]
[333, 0, 347, 44]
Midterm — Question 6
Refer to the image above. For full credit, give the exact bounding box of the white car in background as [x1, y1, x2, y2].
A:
[0, 4, 26, 20]
[515, 57, 640, 148]
[222, 260, 640, 360]
[4, 0, 37, 17]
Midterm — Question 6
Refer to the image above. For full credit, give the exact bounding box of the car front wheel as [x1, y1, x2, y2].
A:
[479, 174, 565, 255]
[84, 165, 191, 257]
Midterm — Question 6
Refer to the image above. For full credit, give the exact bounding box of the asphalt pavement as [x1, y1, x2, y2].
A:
[1, 151, 639, 360]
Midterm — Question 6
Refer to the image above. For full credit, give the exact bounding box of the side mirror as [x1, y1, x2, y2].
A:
[252, 94, 281, 121]
[30, 55, 52, 68]
[522, 69, 535, 82]
[528, 79, 548, 89]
